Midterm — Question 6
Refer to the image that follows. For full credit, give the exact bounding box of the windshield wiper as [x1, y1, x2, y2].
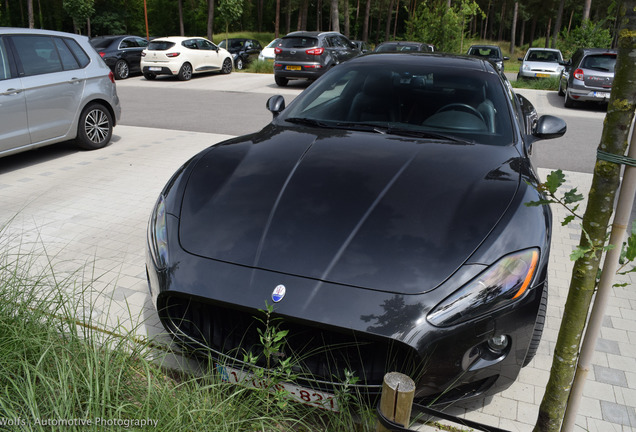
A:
[285, 117, 331, 128]
[382, 127, 474, 144]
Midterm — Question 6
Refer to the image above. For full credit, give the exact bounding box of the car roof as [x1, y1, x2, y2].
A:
[151, 36, 207, 43]
[0, 27, 88, 41]
[577, 48, 618, 55]
[526, 47, 561, 52]
[283, 31, 341, 38]
[358, 51, 498, 72]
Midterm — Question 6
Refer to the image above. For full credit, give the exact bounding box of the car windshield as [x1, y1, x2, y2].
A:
[266, 39, 281, 48]
[376, 43, 420, 52]
[148, 41, 175, 51]
[526, 50, 561, 62]
[280, 37, 319, 48]
[279, 59, 514, 146]
[581, 54, 617, 73]
[469, 47, 501, 59]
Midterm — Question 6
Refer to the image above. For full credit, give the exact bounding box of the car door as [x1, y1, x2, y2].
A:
[0, 36, 30, 153]
[337, 35, 359, 61]
[10, 34, 87, 145]
[120, 37, 148, 73]
[198, 39, 223, 71]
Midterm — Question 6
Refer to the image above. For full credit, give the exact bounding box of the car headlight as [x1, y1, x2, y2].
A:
[148, 195, 169, 269]
[522, 64, 530, 71]
[427, 249, 539, 327]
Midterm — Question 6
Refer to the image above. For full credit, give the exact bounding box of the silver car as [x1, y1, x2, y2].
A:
[0, 28, 121, 158]
[558, 48, 617, 108]
[517, 48, 564, 80]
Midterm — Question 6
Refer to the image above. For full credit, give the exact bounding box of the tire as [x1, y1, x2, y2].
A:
[275, 76, 289, 87]
[221, 58, 233, 74]
[143, 72, 156, 80]
[178, 63, 193, 81]
[114, 60, 130, 80]
[516, 73, 522, 81]
[557, 79, 565, 96]
[523, 282, 548, 367]
[235, 57, 244, 70]
[76, 103, 113, 150]
[564, 88, 575, 108]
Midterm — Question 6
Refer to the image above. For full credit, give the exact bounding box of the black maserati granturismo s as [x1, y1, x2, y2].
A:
[146, 52, 566, 409]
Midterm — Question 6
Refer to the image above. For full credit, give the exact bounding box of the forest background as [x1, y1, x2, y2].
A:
[0, 0, 620, 58]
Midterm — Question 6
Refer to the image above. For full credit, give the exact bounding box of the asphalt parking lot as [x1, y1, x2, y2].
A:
[0, 73, 634, 432]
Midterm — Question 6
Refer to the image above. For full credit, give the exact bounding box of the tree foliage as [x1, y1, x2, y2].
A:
[558, 19, 612, 58]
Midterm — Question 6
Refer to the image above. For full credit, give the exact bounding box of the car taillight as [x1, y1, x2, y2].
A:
[108, 71, 115, 83]
[573, 68, 584, 80]
[166, 52, 180, 58]
[274, 47, 282, 54]
[98, 51, 105, 58]
[306, 47, 324, 55]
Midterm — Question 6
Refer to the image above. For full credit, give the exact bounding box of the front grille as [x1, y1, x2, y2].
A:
[160, 294, 422, 388]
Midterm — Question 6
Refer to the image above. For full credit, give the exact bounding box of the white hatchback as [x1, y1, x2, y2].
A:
[141, 37, 233, 81]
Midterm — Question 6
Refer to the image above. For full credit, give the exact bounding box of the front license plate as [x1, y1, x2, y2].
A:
[285, 65, 302, 71]
[148, 67, 162, 71]
[217, 364, 338, 411]
[594, 92, 611, 99]
[535, 73, 550, 78]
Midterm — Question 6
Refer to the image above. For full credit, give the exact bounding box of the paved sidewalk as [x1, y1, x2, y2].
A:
[0, 125, 634, 431]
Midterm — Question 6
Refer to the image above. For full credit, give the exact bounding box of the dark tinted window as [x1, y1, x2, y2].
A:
[581, 54, 617, 73]
[136, 38, 149, 48]
[54, 37, 81, 70]
[120, 38, 137, 48]
[282, 61, 514, 146]
[280, 37, 319, 48]
[12, 35, 63, 76]
[91, 37, 115, 49]
[0, 38, 11, 80]
[148, 41, 176, 50]
[64, 38, 90, 67]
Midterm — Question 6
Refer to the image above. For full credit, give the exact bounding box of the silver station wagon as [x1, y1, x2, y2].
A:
[0, 28, 121, 158]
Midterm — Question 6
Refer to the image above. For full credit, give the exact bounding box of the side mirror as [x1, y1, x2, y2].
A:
[517, 57, 523, 61]
[533, 115, 567, 140]
[266, 95, 285, 118]
[503, 56, 510, 61]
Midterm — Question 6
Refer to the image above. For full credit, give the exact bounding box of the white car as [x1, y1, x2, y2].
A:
[141, 37, 233, 80]
[517, 48, 564, 80]
[257, 38, 281, 62]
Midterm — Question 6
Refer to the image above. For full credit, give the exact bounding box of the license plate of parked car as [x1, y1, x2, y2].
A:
[216, 364, 339, 411]
[535, 73, 550, 78]
[594, 92, 610, 98]
[285, 65, 302, 71]
[149, 67, 162, 71]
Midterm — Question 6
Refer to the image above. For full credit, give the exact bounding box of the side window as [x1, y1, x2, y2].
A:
[0, 38, 11, 80]
[136, 38, 149, 48]
[12, 35, 63, 76]
[120, 38, 134, 48]
[182, 39, 198, 49]
[54, 37, 80, 70]
[63, 38, 90, 68]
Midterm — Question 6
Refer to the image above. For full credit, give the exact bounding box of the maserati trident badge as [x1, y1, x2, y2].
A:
[272, 284, 286, 303]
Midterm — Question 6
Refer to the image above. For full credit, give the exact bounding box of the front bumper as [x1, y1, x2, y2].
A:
[146, 234, 545, 405]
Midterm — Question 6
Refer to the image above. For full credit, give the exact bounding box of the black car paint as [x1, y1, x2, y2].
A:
[90, 35, 148, 79]
[147, 53, 563, 404]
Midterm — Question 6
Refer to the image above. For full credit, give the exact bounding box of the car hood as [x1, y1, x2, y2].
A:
[178, 127, 521, 295]
[525, 61, 561, 71]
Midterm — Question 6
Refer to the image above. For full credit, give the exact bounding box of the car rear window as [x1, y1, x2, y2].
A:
[148, 41, 176, 51]
[90, 38, 114, 49]
[280, 37, 319, 48]
[581, 54, 617, 73]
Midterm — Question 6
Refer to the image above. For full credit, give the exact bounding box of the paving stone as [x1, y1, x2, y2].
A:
[593, 365, 628, 387]
[600, 401, 633, 426]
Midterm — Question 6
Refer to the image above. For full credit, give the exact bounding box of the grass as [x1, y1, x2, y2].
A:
[0, 227, 375, 431]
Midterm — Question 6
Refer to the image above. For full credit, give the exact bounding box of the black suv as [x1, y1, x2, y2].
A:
[218, 38, 262, 70]
[273, 31, 360, 86]
[558, 48, 617, 108]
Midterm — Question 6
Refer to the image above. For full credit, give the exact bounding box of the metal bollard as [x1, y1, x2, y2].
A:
[376, 372, 415, 432]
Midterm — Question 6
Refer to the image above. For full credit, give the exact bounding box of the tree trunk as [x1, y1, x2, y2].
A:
[344, 0, 350, 37]
[362, 0, 371, 41]
[482, 0, 490, 39]
[385, 0, 394, 41]
[497, 0, 506, 41]
[316, 0, 322, 31]
[519, 19, 525, 47]
[551, 0, 565, 48]
[392, 0, 399, 39]
[275, 0, 281, 37]
[286, 0, 292, 34]
[27, 0, 34, 28]
[330, 0, 339, 32]
[544, 18, 551, 48]
[533, 2, 636, 431]
[582, 0, 591, 21]
[207, 0, 215, 40]
[178, 0, 184, 36]
[509, 1, 518, 54]
[257, 0, 264, 32]
[529, 16, 536, 47]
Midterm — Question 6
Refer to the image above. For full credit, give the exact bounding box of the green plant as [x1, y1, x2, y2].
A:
[558, 20, 612, 59]
[247, 59, 275, 74]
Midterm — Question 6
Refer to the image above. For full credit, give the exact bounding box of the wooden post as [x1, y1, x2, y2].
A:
[377, 372, 415, 432]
